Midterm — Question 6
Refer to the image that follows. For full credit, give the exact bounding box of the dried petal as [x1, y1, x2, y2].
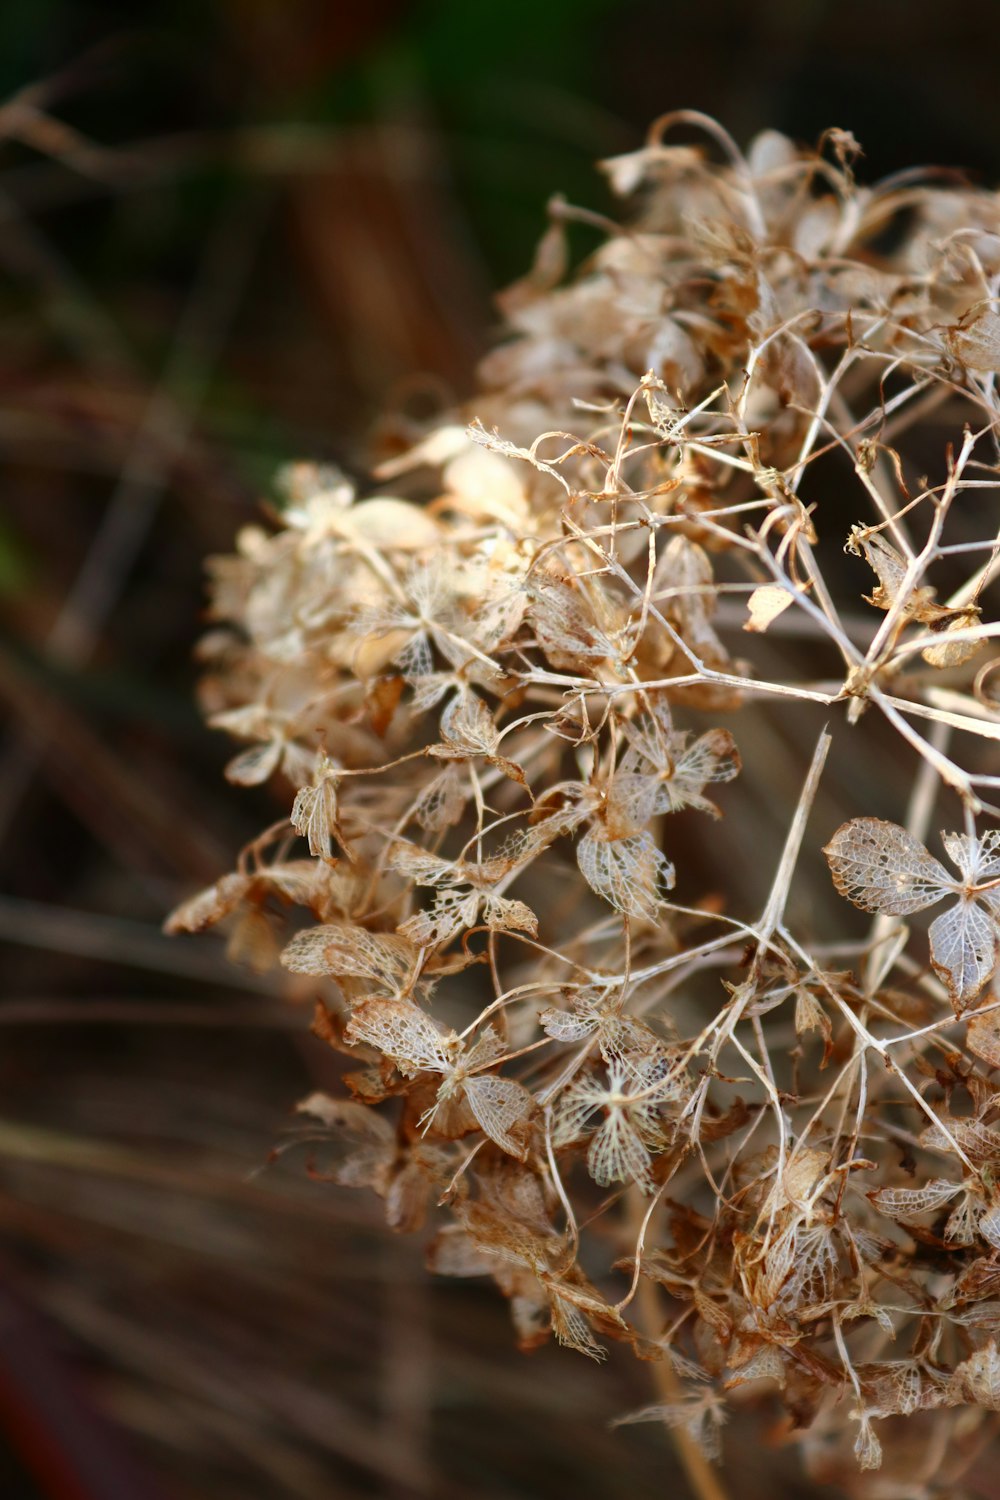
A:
[464, 1075, 533, 1159]
[929, 898, 999, 1012]
[346, 998, 453, 1076]
[824, 818, 953, 916]
[576, 829, 675, 919]
[868, 1180, 963, 1222]
[744, 584, 795, 633]
[954, 1342, 1000, 1408]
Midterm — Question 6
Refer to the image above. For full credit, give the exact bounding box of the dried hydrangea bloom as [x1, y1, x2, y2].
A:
[171, 113, 1000, 1496]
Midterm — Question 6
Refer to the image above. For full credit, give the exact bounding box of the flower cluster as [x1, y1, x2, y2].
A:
[170, 115, 1000, 1493]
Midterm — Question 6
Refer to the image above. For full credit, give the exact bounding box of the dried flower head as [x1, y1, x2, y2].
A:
[171, 112, 1000, 1497]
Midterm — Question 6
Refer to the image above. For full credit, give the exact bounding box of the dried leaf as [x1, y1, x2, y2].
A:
[481, 895, 538, 937]
[341, 497, 441, 549]
[921, 607, 984, 669]
[967, 1007, 1000, 1070]
[412, 764, 468, 831]
[744, 584, 795, 633]
[949, 304, 1000, 372]
[978, 1204, 1000, 1251]
[794, 986, 833, 1063]
[921, 1115, 1000, 1165]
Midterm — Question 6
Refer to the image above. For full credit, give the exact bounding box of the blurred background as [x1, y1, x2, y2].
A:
[0, 1, 997, 1496]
